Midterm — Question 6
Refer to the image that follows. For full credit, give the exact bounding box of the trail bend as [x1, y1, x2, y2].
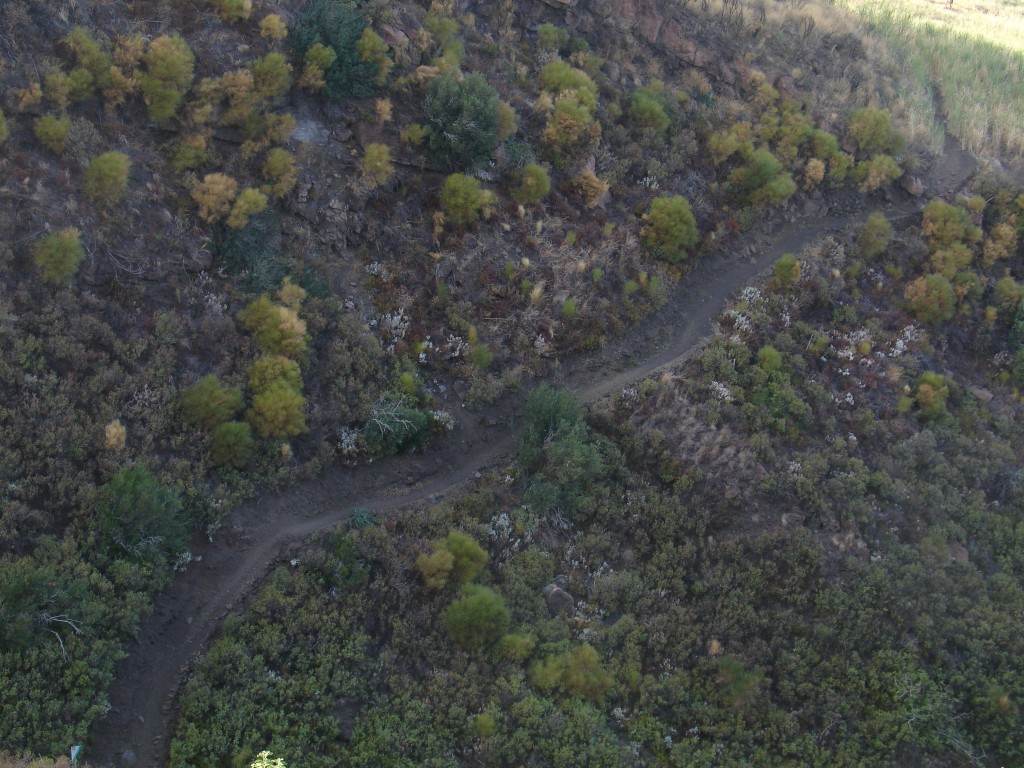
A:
[89, 125, 977, 768]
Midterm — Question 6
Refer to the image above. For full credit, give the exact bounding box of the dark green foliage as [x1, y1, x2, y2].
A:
[180, 374, 244, 430]
[95, 467, 187, 562]
[209, 421, 254, 469]
[362, 396, 433, 456]
[729, 149, 796, 207]
[628, 82, 670, 133]
[211, 209, 287, 293]
[291, 0, 378, 100]
[444, 584, 510, 648]
[347, 507, 376, 530]
[423, 73, 501, 171]
[519, 384, 583, 470]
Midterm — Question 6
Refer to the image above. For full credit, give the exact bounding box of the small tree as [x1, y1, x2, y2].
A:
[238, 296, 308, 357]
[96, 466, 187, 563]
[248, 380, 307, 438]
[141, 34, 195, 121]
[260, 14, 288, 40]
[226, 188, 268, 230]
[33, 228, 84, 285]
[858, 211, 893, 259]
[355, 27, 392, 85]
[640, 195, 698, 263]
[290, 0, 378, 100]
[424, 73, 501, 170]
[905, 274, 956, 324]
[210, 421, 254, 469]
[250, 52, 292, 100]
[84, 151, 132, 205]
[440, 174, 495, 227]
[771, 254, 800, 289]
[921, 199, 981, 248]
[846, 106, 904, 156]
[181, 375, 244, 429]
[729, 149, 795, 207]
[249, 355, 302, 395]
[193, 173, 239, 223]
[262, 148, 299, 198]
[914, 371, 950, 421]
[511, 163, 550, 205]
[361, 142, 393, 188]
[212, 0, 252, 22]
[33, 114, 71, 154]
[445, 585, 510, 649]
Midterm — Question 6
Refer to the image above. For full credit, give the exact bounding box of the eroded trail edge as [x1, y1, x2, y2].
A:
[90, 130, 977, 767]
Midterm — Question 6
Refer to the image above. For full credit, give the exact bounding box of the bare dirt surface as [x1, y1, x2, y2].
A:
[87, 127, 978, 767]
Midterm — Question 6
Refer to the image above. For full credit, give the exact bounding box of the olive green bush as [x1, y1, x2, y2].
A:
[210, 421, 255, 469]
[511, 163, 550, 205]
[640, 195, 698, 263]
[32, 229, 84, 285]
[33, 115, 70, 155]
[444, 584, 510, 649]
[181, 375, 244, 430]
[859, 211, 894, 259]
[140, 34, 195, 121]
[83, 151, 131, 205]
[439, 173, 495, 227]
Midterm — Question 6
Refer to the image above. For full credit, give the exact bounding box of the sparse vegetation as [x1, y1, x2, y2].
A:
[83, 151, 132, 205]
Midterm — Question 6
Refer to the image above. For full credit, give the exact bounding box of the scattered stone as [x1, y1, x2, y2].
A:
[543, 583, 575, 616]
[948, 541, 970, 563]
[970, 386, 993, 402]
[120, 748, 137, 767]
[901, 175, 925, 196]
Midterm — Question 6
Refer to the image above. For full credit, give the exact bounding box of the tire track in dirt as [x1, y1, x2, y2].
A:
[88, 127, 977, 768]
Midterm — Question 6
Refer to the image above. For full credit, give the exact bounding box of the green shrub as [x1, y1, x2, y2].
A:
[851, 154, 902, 193]
[32, 228, 84, 285]
[291, 0, 378, 100]
[905, 274, 956, 324]
[355, 27, 391, 85]
[181, 375, 244, 429]
[445, 585, 510, 649]
[83, 151, 131, 205]
[539, 60, 597, 111]
[64, 28, 113, 90]
[237, 296, 308, 357]
[846, 106, 905, 156]
[141, 34, 195, 121]
[858, 211, 893, 259]
[729, 149, 796, 207]
[530, 644, 614, 703]
[640, 195, 699, 263]
[424, 73, 501, 171]
[921, 199, 981, 248]
[541, 95, 594, 149]
[440, 173, 495, 227]
[262, 148, 299, 198]
[758, 345, 784, 372]
[226, 188, 268, 230]
[0, 108, 8, 144]
[33, 114, 70, 154]
[248, 355, 302, 396]
[416, 531, 487, 589]
[629, 82, 670, 133]
[914, 371, 950, 421]
[363, 396, 433, 456]
[361, 142, 393, 188]
[210, 421, 254, 469]
[511, 163, 550, 205]
[249, 52, 292, 100]
[96, 467, 187, 562]
[536, 22, 569, 51]
[772, 253, 800, 288]
[212, 0, 252, 22]
[248, 380, 307, 438]
[470, 342, 493, 369]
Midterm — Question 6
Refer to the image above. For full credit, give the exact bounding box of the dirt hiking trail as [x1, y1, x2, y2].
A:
[89, 125, 978, 767]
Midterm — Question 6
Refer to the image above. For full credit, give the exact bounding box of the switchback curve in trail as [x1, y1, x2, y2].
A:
[88, 124, 977, 768]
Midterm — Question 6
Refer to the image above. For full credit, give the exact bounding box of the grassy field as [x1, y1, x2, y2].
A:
[838, 0, 1024, 159]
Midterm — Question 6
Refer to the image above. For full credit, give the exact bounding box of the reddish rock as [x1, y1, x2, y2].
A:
[660, 19, 712, 67]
